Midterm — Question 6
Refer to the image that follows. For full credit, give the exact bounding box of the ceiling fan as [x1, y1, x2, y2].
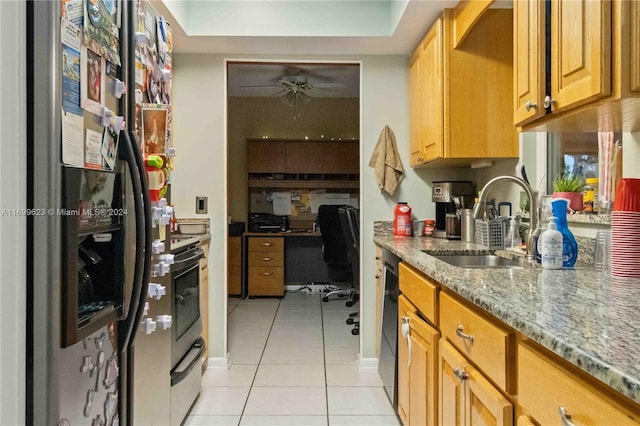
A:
[239, 67, 346, 107]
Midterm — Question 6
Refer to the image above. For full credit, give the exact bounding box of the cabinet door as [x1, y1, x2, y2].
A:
[408, 309, 440, 426]
[286, 142, 323, 174]
[421, 16, 444, 163]
[409, 48, 425, 167]
[632, 0, 640, 93]
[398, 296, 440, 426]
[322, 142, 359, 174]
[398, 297, 411, 425]
[247, 140, 286, 173]
[550, 0, 611, 111]
[466, 365, 513, 426]
[513, 0, 545, 125]
[516, 416, 536, 426]
[440, 339, 466, 426]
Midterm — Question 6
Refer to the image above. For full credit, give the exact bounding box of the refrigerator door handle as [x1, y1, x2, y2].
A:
[127, 129, 153, 346]
[118, 130, 152, 350]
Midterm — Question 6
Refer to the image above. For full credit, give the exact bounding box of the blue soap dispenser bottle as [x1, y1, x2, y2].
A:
[550, 198, 578, 267]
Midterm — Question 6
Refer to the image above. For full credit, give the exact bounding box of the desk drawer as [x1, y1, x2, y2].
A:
[248, 237, 284, 252]
[248, 267, 284, 296]
[399, 262, 438, 326]
[248, 251, 284, 267]
[440, 292, 514, 393]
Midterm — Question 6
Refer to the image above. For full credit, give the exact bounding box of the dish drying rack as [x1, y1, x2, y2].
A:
[475, 217, 509, 250]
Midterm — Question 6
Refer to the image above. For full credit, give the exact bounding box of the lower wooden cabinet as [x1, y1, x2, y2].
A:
[439, 339, 513, 426]
[518, 341, 640, 425]
[397, 295, 440, 426]
[228, 236, 242, 296]
[247, 236, 284, 297]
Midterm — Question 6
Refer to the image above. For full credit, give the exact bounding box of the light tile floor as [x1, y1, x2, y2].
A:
[184, 292, 400, 426]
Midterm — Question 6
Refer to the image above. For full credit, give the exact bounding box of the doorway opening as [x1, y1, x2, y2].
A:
[225, 60, 362, 363]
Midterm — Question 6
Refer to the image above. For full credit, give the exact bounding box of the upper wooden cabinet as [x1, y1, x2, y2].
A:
[247, 140, 286, 173]
[632, 0, 640, 93]
[247, 139, 359, 188]
[513, 0, 545, 125]
[285, 142, 324, 174]
[322, 142, 359, 174]
[518, 0, 640, 132]
[409, 8, 517, 168]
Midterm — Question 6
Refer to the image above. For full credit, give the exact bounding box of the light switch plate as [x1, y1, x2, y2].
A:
[196, 196, 208, 214]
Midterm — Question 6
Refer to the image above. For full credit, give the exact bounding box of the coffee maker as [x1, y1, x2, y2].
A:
[432, 181, 476, 238]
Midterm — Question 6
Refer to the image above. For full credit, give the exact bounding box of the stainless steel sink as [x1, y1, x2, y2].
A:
[429, 253, 524, 269]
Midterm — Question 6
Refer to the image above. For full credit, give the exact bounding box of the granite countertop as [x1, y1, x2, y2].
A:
[373, 232, 640, 405]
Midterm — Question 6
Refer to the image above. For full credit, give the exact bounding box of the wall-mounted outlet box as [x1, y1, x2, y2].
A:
[196, 196, 208, 214]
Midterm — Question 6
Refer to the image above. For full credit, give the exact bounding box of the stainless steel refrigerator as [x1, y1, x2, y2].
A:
[26, 1, 175, 424]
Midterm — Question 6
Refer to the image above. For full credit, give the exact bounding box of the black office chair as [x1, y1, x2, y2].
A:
[339, 206, 360, 335]
[317, 204, 355, 303]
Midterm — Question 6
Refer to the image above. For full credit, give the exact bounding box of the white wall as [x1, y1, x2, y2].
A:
[0, 1, 26, 423]
[172, 53, 433, 363]
[172, 52, 520, 363]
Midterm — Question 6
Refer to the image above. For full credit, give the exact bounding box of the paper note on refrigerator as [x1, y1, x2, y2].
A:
[85, 128, 103, 169]
[61, 110, 84, 167]
[272, 192, 292, 216]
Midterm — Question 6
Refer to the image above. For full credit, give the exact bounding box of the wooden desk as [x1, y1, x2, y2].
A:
[242, 232, 328, 298]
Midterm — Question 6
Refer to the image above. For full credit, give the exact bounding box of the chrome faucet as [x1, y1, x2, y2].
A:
[473, 176, 538, 261]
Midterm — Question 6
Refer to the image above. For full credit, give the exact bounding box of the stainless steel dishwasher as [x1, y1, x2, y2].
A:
[378, 249, 401, 410]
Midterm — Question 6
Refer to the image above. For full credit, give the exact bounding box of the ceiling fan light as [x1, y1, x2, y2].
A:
[281, 90, 311, 108]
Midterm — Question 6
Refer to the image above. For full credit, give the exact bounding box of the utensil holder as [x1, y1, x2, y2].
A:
[475, 217, 508, 250]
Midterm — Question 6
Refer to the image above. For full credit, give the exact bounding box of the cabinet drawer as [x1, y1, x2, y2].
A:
[399, 262, 438, 326]
[248, 267, 284, 296]
[248, 251, 284, 267]
[248, 237, 284, 252]
[518, 342, 640, 425]
[440, 292, 514, 393]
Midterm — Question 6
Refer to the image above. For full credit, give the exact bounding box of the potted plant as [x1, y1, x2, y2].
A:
[552, 172, 585, 212]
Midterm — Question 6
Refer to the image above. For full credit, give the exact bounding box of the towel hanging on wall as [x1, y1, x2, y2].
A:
[368, 125, 405, 196]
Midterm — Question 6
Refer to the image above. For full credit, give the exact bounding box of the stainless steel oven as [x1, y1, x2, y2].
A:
[169, 240, 205, 425]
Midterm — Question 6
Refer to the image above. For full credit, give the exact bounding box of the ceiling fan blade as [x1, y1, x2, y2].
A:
[237, 84, 282, 89]
[310, 82, 346, 89]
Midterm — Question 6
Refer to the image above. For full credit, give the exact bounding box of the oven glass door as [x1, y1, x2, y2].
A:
[173, 263, 200, 340]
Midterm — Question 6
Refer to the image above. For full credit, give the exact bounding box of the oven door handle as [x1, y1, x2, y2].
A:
[171, 338, 205, 386]
[172, 250, 204, 269]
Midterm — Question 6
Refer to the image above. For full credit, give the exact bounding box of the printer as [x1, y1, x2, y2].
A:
[248, 213, 289, 233]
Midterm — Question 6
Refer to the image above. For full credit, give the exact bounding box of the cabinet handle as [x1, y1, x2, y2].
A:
[558, 407, 576, 426]
[453, 368, 468, 383]
[259, 272, 273, 276]
[375, 256, 381, 260]
[260, 242, 273, 247]
[260, 257, 273, 261]
[401, 316, 412, 367]
[456, 325, 474, 344]
[543, 95, 556, 109]
[375, 275, 381, 279]
[525, 100, 538, 112]
[418, 156, 424, 163]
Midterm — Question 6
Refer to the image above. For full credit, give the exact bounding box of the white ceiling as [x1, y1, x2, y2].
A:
[151, 0, 465, 98]
[153, 0, 459, 55]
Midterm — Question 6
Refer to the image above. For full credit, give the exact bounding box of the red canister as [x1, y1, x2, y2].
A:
[393, 202, 412, 236]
